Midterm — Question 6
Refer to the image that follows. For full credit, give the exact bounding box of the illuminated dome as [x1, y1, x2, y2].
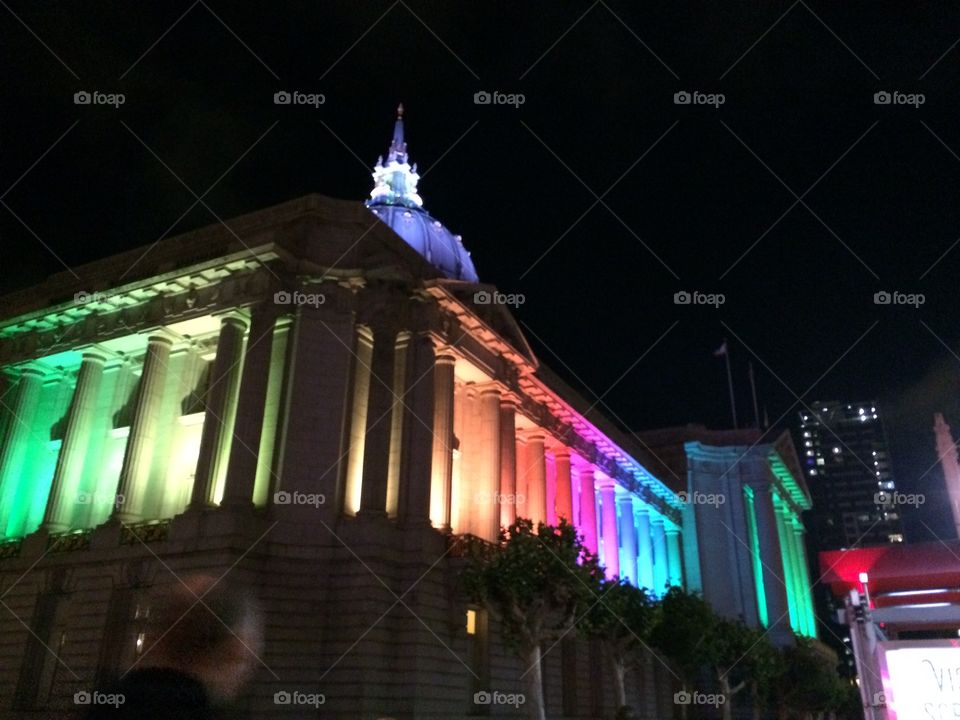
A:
[365, 105, 479, 282]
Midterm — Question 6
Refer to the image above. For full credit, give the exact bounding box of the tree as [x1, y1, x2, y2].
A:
[707, 618, 777, 720]
[773, 637, 845, 720]
[585, 579, 656, 715]
[648, 587, 717, 720]
[460, 518, 603, 720]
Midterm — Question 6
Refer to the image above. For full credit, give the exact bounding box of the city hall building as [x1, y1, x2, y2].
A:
[0, 109, 815, 719]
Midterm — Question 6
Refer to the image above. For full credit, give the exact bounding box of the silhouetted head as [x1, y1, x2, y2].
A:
[141, 575, 263, 703]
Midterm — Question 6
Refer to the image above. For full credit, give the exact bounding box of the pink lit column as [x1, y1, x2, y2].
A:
[498, 396, 518, 528]
[577, 465, 599, 554]
[554, 449, 574, 523]
[477, 386, 501, 541]
[598, 480, 620, 579]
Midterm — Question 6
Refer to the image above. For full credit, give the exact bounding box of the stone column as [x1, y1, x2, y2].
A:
[554, 449, 574, 523]
[114, 334, 174, 523]
[794, 522, 816, 636]
[578, 465, 599, 555]
[773, 500, 799, 633]
[636, 506, 655, 590]
[651, 514, 669, 594]
[0, 366, 45, 536]
[429, 350, 456, 529]
[398, 334, 435, 525]
[790, 520, 813, 636]
[598, 480, 620, 578]
[523, 433, 547, 525]
[222, 307, 283, 509]
[665, 524, 683, 587]
[42, 351, 107, 532]
[385, 332, 411, 518]
[498, 397, 518, 529]
[750, 484, 790, 634]
[617, 494, 638, 585]
[191, 314, 248, 509]
[476, 386, 501, 541]
[360, 327, 397, 515]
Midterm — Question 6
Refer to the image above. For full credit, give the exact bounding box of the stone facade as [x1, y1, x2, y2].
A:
[0, 193, 691, 719]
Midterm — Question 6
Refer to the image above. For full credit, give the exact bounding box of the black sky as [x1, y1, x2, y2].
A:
[3, 1, 960, 542]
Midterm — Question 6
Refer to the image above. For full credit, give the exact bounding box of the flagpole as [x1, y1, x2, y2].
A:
[749, 361, 760, 429]
[724, 342, 738, 429]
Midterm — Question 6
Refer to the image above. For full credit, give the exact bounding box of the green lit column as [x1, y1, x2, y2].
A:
[114, 334, 174, 524]
[791, 520, 815, 637]
[0, 366, 45, 537]
[789, 518, 811, 636]
[190, 314, 248, 509]
[41, 351, 108, 532]
[665, 524, 683, 587]
[773, 496, 800, 634]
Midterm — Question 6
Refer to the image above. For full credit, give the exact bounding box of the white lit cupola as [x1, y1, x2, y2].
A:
[365, 104, 479, 282]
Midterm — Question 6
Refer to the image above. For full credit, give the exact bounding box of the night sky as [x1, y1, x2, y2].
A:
[3, 2, 960, 542]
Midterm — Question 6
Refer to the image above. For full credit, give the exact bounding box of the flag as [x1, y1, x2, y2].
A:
[713, 340, 728, 357]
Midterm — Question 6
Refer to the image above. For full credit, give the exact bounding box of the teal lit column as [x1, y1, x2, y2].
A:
[114, 334, 174, 524]
[665, 524, 683, 587]
[42, 351, 107, 532]
[617, 494, 638, 585]
[0, 366, 45, 537]
[651, 514, 668, 594]
[191, 314, 248, 509]
[636, 506, 654, 590]
[598, 480, 620, 579]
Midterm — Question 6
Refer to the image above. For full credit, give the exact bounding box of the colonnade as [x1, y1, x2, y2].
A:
[0, 307, 685, 601]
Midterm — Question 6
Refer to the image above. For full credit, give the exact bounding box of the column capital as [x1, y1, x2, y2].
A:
[616, 493, 634, 508]
[517, 428, 546, 444]
[477, 383, 502, 398]
[595, 476, 618, 491]
[214, 311, 250, 331]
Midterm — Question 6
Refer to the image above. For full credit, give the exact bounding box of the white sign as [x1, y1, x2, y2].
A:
[879, 640, 960, 720]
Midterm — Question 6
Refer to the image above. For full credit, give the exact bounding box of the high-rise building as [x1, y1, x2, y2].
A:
[797, 401, 904, 549]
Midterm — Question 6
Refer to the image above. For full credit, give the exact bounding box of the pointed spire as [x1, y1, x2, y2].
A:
[367, 102, 422, 208]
